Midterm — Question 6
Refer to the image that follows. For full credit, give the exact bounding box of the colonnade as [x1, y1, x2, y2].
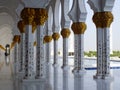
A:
[9, 0, 115, 90]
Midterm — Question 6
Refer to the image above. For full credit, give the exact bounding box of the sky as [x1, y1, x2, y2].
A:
[83, 0, 120, 51]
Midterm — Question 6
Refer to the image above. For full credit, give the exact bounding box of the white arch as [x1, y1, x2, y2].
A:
[0, 7, 17, 21]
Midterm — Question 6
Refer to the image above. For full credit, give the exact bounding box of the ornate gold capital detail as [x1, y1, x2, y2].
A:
[93, 12, 113, 28]
[61, 28, 71, 38]
[13, 35, 21, 43]
[10, 42, 16, 49]
[18, 20, 25, 33]
[33, 41, 37, 46]
[71, 22, 86, 34]
[44, 36, 52, 43]
[21, 8, 35, 25]
[34, 8, 48, 25]
[0, 45, 5, 51]
[32, 21, 37, 33]
[52, 33, 60, 40]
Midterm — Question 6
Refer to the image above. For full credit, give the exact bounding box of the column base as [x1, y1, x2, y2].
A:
[93, 74, 103, 79]
[94, 74, 114, 80]
[61, 65, 70, 70]
[72, 68, 86, 75]
[53, 63, 59, 68]
[46, 62, 52, 66]
[35, 76, 45, 79]
[102, 74, 114, 80]
[23, 76, 35, 80]
[22, 78, 46, 90]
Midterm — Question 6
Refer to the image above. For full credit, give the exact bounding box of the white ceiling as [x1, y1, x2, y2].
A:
[0, 0, 20, 49]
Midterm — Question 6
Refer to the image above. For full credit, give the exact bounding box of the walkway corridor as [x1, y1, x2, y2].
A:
[0, 60, 14, 90]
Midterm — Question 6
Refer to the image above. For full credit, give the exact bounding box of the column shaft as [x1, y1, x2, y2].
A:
[46, 42, 51, 63]
[62, 38, 68, 67]
[36, 26, 45, 78]
[102, 28, 110, 77]
[25, 25, 35, 79]
[92, 12, 113, 79]
[20, 33, 25, 72]
[74, 34, 84, 71]
[95, 28, 103, 78]
[53, 40, 58, 66]
[14, 43, 19, 74]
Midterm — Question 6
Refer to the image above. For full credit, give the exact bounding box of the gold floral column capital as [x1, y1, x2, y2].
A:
[17, 20, 25, 33]
[35, 8, 48, 26]
[44, 36, 52, 43]
[61, 28, 71, 38]
[21, 8, 35, 25]
[71, 22, 86, 34]
[0, 45, 5, 51]
[52, 33, 60, 41]
[32, 21, 37, 33]
[13, 35, 21, 44]
[10, 42, 16, 49]
[92, 12, 113, 28]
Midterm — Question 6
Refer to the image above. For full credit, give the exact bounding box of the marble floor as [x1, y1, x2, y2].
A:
[0, 57, 120, 90]
[0, 61, 14, 90]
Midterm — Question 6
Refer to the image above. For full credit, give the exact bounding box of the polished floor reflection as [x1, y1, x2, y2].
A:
[0, 57, 120, 90]
[0, 61, 14, 90]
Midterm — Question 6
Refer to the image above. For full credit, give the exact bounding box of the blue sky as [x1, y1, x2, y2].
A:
[84, 0, 120, 51]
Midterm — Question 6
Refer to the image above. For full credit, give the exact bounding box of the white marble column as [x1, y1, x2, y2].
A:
[21, 33, 25, 72]
[36, 25, 45, 78]
[74, 34, 85, 71]
[34, 8, 48, 79]
[13, 36, 20, 74]
[18, 20, 26, 73]
[24, 25, 35, 79]
[21, 8, 36, 79]
[94, 29, 103, 79]
[61, 0, 71, 70]
[44, 35, 52, 65]
[61, 29, 71, 69]
[88, 0, 115, 79]
[68, 0, 87, 74]
[52, 33, 60, 67]
[13, 38, 19, 90]
[102, 28, 111, 78]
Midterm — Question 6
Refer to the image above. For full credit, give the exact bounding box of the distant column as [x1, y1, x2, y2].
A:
[68, 0, 87, 74]
[61, 28, 70, 69]
[44, 35, 52, 64]
[71, 22, 86, 73]
[52, 33, 60, 67]
[61, 0, 71, 70]
[17, 20, 25, 73]
[13, 35, 21, 74]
